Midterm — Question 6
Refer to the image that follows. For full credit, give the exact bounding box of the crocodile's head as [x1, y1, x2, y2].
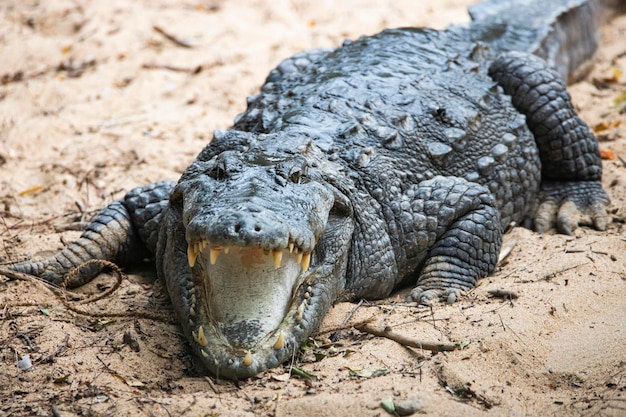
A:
[159, 130, 354, 379]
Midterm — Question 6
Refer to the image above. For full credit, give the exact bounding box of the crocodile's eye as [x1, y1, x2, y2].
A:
[290, 169, 301, 184]
[289, 165, 308, 184]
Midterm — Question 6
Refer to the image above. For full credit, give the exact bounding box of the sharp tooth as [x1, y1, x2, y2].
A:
[273, 331, 285, 350]
[189, 306, 196, 316]
[210, 248, 220, 265]
[195, 326, 208, 347]
[243, 351, 252, 366]
[224, 246, 230, 254]
[201, 350, 210, 359]
[301, 252, 311, 271]
[187, 244, 198, 267]
[273, 250, 283, 269]
[289, 242, 294, 253]
[296, 302, 305, 322]
[296, 252, 303, 264]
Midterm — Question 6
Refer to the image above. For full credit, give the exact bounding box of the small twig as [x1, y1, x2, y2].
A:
[497, 238, 517, 264]
[204, 376, 220, 394]
[540, 263, 587, 281]
[487, 289, 519, 300]
[142, 63, 203, 74]
[96, 354, 114, 373]
[153, 25, 194, 48]
[354, 322, 458, 352]
[15, 332, 34, 349]
[497, 312, 506, 332]
[564, 248, 585, 253]
[341, 299, 364, 326]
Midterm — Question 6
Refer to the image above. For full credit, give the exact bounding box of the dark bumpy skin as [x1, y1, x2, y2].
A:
[3, 0, 612, 379]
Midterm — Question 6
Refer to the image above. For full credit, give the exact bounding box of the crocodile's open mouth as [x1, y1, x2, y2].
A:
[183, 236, 322, 378]
[188, 240, 312, 348]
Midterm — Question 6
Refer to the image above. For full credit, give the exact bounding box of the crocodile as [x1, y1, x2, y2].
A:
[2, 0, 613, 379]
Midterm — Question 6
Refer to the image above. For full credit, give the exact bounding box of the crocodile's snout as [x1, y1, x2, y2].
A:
[201, 206, 290, 249]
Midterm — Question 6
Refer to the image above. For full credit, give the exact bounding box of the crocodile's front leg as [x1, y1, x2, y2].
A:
[410, 177, 502, 303]
[345, 176, 501, 305]
[489, 52, 610, 234]
[5, 181, 175, 287]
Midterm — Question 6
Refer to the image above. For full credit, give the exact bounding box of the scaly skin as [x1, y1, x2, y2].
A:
[3, 0, 612, 379]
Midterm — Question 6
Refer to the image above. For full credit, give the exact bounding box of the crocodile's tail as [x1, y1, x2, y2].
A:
[466, 0, 616, 83]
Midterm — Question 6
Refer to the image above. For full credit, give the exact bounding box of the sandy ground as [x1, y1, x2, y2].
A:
[1, 1, 626, 416]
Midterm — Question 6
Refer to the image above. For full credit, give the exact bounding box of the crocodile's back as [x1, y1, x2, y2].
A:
[235, 28, 541, 230]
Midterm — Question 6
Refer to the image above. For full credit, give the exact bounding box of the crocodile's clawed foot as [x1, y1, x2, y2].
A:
[535, 181, 609, 235]
[407, 287, 464, 305]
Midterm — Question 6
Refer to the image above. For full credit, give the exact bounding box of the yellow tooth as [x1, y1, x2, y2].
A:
[187, 245, 198, 268]
[273, 250, 283, 269]
[202, 240, 209, 249]
[195, 326, 208, 347]
[296, 252, 303, 264]
[301, 252, 311, 271]
[210, 248, 220, 265]
[296, 302, 305, 322]
[289, 242, 295, 253]
[224, 246, 230, 254]
[273, 331, 285, 350]
[243, 351, 252, 366]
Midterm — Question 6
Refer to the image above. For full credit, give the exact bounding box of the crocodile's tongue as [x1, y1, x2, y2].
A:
[199, 246, 307, 348]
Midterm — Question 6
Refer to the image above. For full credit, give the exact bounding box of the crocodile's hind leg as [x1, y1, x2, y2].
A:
[3, 181, 175, 287]
[401, 176, 502, 304]
[489, 52, 609, 234]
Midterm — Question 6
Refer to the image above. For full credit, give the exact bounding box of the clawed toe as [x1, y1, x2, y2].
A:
[535, 181, 609, 235]
[408, 287, 464, 305]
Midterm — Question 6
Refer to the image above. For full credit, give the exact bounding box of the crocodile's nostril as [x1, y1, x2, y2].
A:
[254, 225, 262, 232]
[234, 223, 242, 234]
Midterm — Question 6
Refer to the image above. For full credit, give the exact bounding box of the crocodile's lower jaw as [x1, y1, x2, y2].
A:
[185, 246, 316, 378]
[202, 246, 309, 347]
